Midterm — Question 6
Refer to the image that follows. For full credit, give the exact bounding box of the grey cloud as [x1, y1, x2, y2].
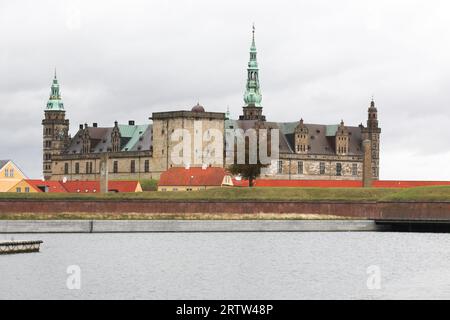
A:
[1, 0, 449, 180]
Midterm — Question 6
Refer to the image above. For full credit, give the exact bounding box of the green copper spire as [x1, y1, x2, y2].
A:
[45, 70, 64, 111]
[243, 24, 262, 107]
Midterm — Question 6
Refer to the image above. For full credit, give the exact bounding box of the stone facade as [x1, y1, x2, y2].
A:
[42, 27, 381, 183]
[263, 155, 363, 180]
[46, 106, 225, 181]
[151, 108, 226, 174]
[50, 151, 153, 181]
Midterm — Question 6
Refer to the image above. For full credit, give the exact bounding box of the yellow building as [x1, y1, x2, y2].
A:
[7, 179, 38, 193]
[0, 160, 28, 192]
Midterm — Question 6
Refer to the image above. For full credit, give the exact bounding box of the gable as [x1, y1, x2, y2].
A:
[0, 160, 27, 180]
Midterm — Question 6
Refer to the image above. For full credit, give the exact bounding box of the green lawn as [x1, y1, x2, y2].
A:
[0, 186, 449, 202]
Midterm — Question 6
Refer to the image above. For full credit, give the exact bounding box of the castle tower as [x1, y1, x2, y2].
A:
[239, 25, 265, 121]
[335, 120, 349, 155]
[42, 71, 69, 180]
[362, 99, 381, 179]
[295, 119, 309, 154]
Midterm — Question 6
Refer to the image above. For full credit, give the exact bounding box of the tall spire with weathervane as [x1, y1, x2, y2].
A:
[240, 24, 265, 121]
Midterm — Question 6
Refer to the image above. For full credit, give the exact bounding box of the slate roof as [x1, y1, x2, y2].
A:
[65, 124, 152, 154]
[62, 118, 362, 156]
[225, 120, 364, 155]
[0, 160, 9, 170]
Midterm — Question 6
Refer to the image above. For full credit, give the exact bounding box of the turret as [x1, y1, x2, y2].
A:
[42, 70, 69, 180]
[361, 99, 381, 180]
[367, 99, 378, 130]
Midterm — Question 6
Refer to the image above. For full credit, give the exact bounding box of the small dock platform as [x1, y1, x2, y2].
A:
[0, 240, 43, 255]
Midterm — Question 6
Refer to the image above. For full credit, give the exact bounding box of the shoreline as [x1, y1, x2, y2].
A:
[0, 219, 382, 233]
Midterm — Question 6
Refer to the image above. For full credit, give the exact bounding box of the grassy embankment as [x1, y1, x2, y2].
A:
[0, 186, 449, 220]
[0, 185, 449, 201]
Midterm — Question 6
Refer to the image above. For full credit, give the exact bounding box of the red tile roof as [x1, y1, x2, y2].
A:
[158, 167, 229, 187]
[62, 180, 141, 193]
[25, 180, 141, 193]
[235, 179, 450, 188]
[25, 180, 68, 193]
[254, 179, 363, 188]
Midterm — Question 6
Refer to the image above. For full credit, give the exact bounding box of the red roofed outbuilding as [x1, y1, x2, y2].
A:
[62, 180, 142, 193]
[158, 167, 233, 191]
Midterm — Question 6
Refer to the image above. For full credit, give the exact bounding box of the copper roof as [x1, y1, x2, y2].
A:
[225, 120, 364, 155]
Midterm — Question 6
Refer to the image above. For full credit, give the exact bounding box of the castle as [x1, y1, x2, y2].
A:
[42, 27, 380, 182]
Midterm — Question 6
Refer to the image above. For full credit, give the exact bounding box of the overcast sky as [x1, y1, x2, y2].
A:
[1, 0, 450, 180]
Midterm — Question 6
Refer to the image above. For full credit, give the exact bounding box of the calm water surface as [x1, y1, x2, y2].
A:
[1, 232, 450, 299]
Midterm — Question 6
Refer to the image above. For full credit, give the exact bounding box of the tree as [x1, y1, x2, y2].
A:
[228, 161, 266, 187]
[228, 122, 272, 187]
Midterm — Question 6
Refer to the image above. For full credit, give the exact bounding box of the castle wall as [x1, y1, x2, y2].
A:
[262, 155, 363, 181]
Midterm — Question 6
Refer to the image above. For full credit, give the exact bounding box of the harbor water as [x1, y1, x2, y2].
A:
[1, 232, 450, 299]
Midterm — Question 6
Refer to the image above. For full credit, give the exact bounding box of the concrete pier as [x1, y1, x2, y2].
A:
[0, 219, 380, 233]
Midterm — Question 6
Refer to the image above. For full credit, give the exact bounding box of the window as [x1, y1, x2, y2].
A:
[113, 161, 118, 174]
[25, 187, 30, 193]
[16, 187, 21, 193]
[4, 169, 8, 177]
[130, 160, 136, 173]
[75, 162, 80, 174]
[277, 160, 283, 174]
[64, 163, 69, 175]
[297, 161, 303, 174]
[85, 162, 93, 174]
[9, 168, 14, 177]
[352, 163, 358, 176]
[319, 162, 325, 175]
[336, 163, 342, 176]
[144, 160, 150, 173]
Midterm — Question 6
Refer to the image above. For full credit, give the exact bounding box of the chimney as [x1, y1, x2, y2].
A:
[79, 124, 83, 130]
[93, 123, 98, 128]
[129, 120, 135, 126]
